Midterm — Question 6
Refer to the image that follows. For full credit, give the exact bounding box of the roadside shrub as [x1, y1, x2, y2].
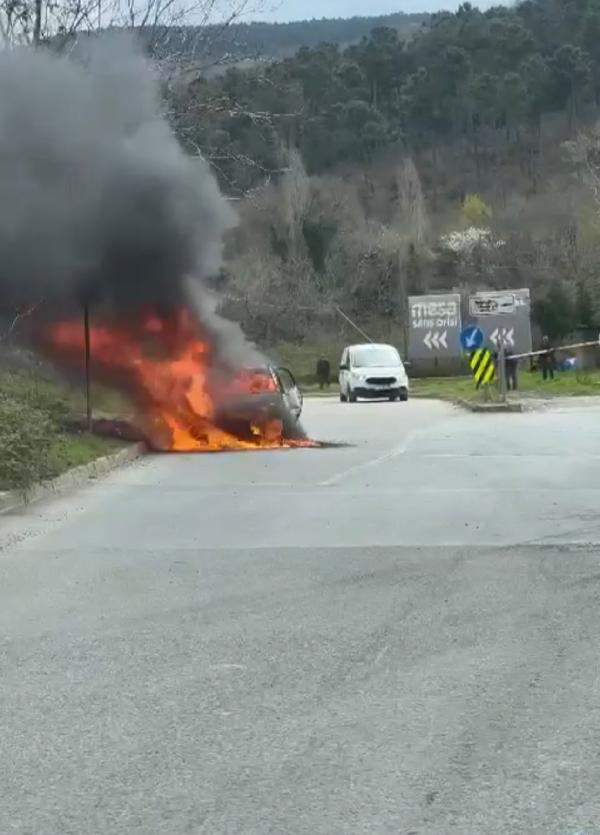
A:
[0, 373, 70, 426]
[0, 395, 56, 490]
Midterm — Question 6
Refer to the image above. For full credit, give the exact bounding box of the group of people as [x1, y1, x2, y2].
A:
[503, 335, 556, 391]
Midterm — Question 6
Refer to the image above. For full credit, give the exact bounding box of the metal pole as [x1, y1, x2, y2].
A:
[84, 303, 92, 432]
[334, 306, 374, 343]
[499, 343, 507, 402]
[509, 335, 600, 361]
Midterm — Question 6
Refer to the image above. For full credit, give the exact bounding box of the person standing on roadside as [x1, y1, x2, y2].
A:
[505, 352, 518, 391]
[539, 335, 555, 381]
[316, 356, 331, 390]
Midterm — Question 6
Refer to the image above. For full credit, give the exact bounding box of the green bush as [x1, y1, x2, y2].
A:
[0, 395, 57, 490]
[0, 374, 70, 426]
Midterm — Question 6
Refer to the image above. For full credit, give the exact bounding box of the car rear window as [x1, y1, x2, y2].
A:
[235, 368, 278, 393]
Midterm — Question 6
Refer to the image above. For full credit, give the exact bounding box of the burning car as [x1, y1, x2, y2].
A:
[39, 306, 311, 451]
[215, 365, 304, 443]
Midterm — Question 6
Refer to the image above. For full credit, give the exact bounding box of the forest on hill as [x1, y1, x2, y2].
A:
[172, 0, 600, 191]
[144, 12, 426, 66]
[163, 0, 600, 348]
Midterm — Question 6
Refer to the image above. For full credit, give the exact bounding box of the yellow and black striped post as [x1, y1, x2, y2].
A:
[469, 348, 495, 388]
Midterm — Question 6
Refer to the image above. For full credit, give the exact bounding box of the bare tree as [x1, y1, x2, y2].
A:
[278, 149, 309, 255]
[0, 0, 266, 189]
[0, 0, 104, 46]
[394, 157, 429, 246]
[565, 127, 600, 208]
[0, 0, 254, 58]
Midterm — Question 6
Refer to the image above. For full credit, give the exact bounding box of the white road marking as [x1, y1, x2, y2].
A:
[319, 429, 424, 486]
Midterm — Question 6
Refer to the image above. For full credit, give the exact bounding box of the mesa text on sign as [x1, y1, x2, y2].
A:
[408, 293, 462, 359]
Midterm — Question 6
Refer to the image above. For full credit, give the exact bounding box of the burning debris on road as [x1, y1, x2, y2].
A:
[0, 37, 314, 452]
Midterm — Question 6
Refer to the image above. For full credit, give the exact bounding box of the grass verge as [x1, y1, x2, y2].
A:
[410, 369, 600, 401]
[0, 372, 125, 491]
[301, 370, 600, 401]
[46, 433, 124, 477]
[270, 342, 345, 385]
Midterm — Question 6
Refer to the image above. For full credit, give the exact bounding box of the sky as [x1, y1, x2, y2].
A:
[243, 0, 499, 22]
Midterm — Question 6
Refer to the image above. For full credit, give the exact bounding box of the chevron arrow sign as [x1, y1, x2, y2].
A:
[423, 330, 448, 350]
[490, 327, 515, 347]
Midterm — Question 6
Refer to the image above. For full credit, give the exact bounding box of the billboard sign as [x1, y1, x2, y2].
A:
[467, 288, 532, 353]
[408, 293, 462, 359]
[469, 292, 517, 317]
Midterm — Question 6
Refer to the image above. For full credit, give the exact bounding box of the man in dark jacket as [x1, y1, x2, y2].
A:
[539, 335, 555, 381]
[505, 352, 518, 391]
[316, 356, 331, 389]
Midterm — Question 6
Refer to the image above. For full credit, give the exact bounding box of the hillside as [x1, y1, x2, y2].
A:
[164, 0, 600, 349]
[143, 12, 427, 66]
[171, 0, 600, 187]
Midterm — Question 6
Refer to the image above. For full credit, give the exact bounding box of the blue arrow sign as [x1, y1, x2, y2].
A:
[460, 325, 484, 351]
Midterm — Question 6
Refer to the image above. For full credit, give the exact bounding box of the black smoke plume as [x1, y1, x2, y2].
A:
[0, 36, 235, 316]
[0, 38, 309, 446]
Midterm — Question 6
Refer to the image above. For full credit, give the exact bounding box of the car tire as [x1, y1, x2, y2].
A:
[348, 389, 357, 403]
[340, 390, 347, 402]
[399, 390, 409, 402]
[389, 395, 399, 402]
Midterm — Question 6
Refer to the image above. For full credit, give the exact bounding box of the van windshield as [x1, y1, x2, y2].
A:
[351, 347, 400, 367]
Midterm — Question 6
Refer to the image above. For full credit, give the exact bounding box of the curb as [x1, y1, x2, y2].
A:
[455, 398, 523, 413]
[0, 442, 146, 516]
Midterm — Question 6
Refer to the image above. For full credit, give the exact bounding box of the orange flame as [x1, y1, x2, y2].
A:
[40, 307, 312, 452]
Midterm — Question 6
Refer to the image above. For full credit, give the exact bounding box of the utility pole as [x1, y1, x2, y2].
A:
[83, 303, 92, 431]
[498, 343, 507, 402]
[33, 0, 42, 45]
[334, 306, 374, 343]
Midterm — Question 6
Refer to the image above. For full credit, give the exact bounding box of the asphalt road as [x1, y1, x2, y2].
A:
[2, 396, 600, 834]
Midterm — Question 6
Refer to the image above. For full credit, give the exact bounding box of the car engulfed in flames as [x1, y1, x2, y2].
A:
[39, 306, 314, 452]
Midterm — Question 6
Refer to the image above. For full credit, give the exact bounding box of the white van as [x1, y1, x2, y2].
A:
[339, 343, 409, 403]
